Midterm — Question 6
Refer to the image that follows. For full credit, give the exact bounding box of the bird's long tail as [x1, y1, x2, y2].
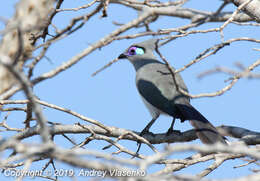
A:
[176, 104, 226, 144]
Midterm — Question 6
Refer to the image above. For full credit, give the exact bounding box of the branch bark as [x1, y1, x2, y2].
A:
[0, 0, 55, 96]
[231, 0, 260, 22]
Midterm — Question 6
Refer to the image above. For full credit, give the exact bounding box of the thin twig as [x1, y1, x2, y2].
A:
[91, 57, 120, 77]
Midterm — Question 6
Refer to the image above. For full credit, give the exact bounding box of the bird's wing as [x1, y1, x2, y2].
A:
[137, 78, 175, 116]
[136, 63, 189, 117]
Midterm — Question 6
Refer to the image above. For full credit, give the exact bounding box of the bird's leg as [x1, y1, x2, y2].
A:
[166, 118, 181, 136]
[133, 116, 159, 158]
[139, 116, 158, 136]
[166, 118, 175, 136]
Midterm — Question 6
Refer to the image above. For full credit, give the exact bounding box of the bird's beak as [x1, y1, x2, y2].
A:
[118, 53, 127, 59]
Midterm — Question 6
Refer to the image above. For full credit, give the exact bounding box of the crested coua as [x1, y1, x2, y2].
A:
[118, 39, 226, 144]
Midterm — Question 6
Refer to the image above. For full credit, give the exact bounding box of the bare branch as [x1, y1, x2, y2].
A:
[231, 0, 260, 22]
[0, 0, 55, 96]
[0, 58, 50, 142]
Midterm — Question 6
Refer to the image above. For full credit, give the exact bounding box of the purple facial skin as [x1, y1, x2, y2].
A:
[127, 46, 137, 56]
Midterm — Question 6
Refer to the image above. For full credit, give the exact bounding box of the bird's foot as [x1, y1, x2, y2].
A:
[131, 129, 155, 159]
[140, 129, 155, 137]
[131, 142, 142, 159]
[166, 128, 181, 136]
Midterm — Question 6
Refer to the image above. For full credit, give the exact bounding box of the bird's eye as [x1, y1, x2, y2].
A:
[127, 46, 144, 56]
[128, 47, 137, 56]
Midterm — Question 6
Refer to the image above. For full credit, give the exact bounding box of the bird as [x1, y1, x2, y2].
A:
[118, 39, 226, 145]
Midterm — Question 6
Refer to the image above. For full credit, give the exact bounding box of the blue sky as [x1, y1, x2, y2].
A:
[0, 1, 260, 180]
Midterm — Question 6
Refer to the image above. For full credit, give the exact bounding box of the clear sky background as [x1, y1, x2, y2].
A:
[0, 1, 260, 181]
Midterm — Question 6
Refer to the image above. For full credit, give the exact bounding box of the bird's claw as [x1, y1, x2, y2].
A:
[132, 129, 155, 159]
[140, 129, 155, 137]
[166, 128, 181, 136]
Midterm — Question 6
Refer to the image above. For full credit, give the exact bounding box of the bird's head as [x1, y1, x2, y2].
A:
[118, 39, 158, 63]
